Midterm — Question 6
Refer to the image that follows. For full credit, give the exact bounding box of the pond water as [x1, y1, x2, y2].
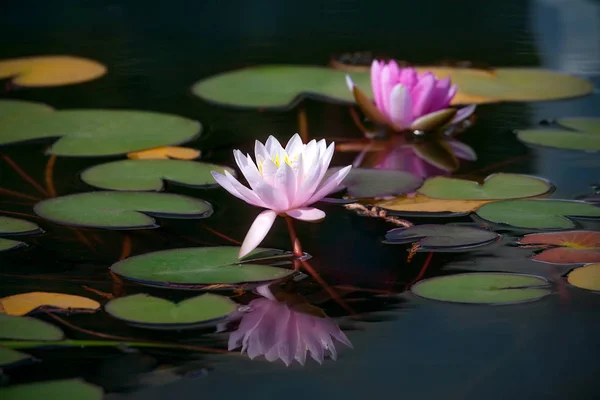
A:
[1, 0, 600, 399]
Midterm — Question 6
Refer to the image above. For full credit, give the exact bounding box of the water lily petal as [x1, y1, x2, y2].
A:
[260, 158, 279, 187]
[286, 207, 326, 221]
[447, 139, 477, 161]
[239, 210, 278, 258]
[399, 67, 418, 92]
[411, 73, 435, 118]
[212, 171, 264, 207]
[274, 162, 296, 209]
[370, 60, 384, 110]
[224, 170, 266, 207]
[451, 104, 476, 125]
[427, 77, 452, 112]
[265, 135, 283, 155]
[279, 310, 299, 366]
[306, 165, 352, 204]
[254, 139, 270, 165]
[380, 64, 393, 117]
[445, 84, 458, 104]
[254, 181, 287, 211]
[285, 133, 304, 156]
[389, 84, 412, 128]
[234, 150, 262, 190]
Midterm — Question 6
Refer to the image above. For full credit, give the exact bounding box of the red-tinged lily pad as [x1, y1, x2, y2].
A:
[383, 224, 500, 251]
[517, 230, 600, 265]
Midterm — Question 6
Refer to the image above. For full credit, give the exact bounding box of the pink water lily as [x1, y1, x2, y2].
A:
[346, 60, 476, 132]
[227, 285, 352, 366]
[211, 134, 351, 258]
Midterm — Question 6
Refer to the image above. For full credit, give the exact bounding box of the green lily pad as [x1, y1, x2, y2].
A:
[0, 314, 64, 341]
[326, 167, 422, 198]
[0, 99, 54, 119]
[384, 224, 499, 251]
[34, 191, 213, 229]
[191, 65, 371, 110]
[105, 293, 238, 330]
[516, 117, 600, 151]
[0, 346, 34, 367]
[0, 216, 42, 251]
[80, 159, 234, 191]
[111, 246, 295, 289]
[475, 199, 600, 230]
[411, 273, 552, 304]
[418, 173, 553, 200]
[0, 109, 201, 157]
[0, 379, 103, 400]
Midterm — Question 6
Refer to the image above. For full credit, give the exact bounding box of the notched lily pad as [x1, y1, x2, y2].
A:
[0, 314, 64, 341]
[0, 109, 201, 157]
[567, 263, 600, 291]
[516, 117, 600, 151]
[418, 173, 553, 200]
[411, 273, 552, 304]
[0, 378, 103, 400]
[0, 99, 54, 119]
[475, 199, 600, 230]
[80, 159, 234, 191]
[517, 230, 600, 265]
[105, 293, 237, 330]
[384, 224, 500, 251]
[0, 216, 42, 251]
[0, 346, 35, 368]
[326, 167, 422, 199]
[111, 246, 295, 290]
[0, 292, 101, 316]
[34, 191, 213, 229]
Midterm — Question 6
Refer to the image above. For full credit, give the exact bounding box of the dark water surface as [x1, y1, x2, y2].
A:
[1, 0, 600, 399]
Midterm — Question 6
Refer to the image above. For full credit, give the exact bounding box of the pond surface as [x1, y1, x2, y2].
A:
[1, 1, 600, 399]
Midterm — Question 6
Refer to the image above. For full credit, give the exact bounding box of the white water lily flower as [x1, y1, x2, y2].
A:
[211, 134, 351, 258]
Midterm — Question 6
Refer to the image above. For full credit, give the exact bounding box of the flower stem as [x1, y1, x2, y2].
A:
[284, 215, 304, 257]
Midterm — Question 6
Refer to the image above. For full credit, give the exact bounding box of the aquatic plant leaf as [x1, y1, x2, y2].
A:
[127, 146, 201, 160]
[111, 247, 294, 289]
[0, 216, 42, 252]
[0, 314, 64, 340]
[517, 230, 600, 265]
[0, 109, 201, 157]
[34, 192, 213, 229]
[0, 378, 103, 400]
[191, 65, 372, 109]
[0, 55, 106, 87]
[105, 293, 237, 329]
[375, 194, 493, 217]
[418, 173, 552, 200]
[0, 292, 100, 316]
[516, 117, 600, 151]
[411, 273, 552, 304]
[80, 159, 234, 191]
[567, 263, 600, 291]
[326, 167, 422, 198]
[475, 199, 600, 229]
[0, 346, 33, 367]
[0, 99, 54, 119]
[384, 224, 499, 251]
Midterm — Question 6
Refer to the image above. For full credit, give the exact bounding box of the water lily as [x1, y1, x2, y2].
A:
[211, 134, 351, 258]
[227, 285, 352, 366]
[346, 60, 476, 132]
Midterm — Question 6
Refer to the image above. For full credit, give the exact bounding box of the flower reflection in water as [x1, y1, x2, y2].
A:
[227, 285, 352, 366]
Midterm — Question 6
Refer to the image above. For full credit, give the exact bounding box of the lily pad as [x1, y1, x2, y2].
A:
[0, 99, 54, 119]
[34, 191, 213, 229]
[411, 273, 552, 304]
[327, 167, 422, 199]
[375, 194, 493, 217]
[0, 378, 103, 400]
[567, 263, 600, 291]
[105, 293, 237, 330]
[80, 159, 234, 191]
[384, 224, 499, 251]
[0, 346, 34, 367]
[418, 173, 553, 200]
[516, 117, 600, 151]
[0, 292, 101, 316]
[0, 109, 201, 157]
[0, 55, 107, 87]
[517, 231, 600, 265]
[475, 199, 600, 230]
[111, 247, 295, 289]
[0, 314, 64, 341]
[127, 146, 201, 160]
[0, 216, 42, 251]
[191, 65, 371, 110]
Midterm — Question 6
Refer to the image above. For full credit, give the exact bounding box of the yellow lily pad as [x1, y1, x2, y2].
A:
[0, 292, 101, 316]
[127, 146, 201, 160]
[567, 263, 600, 291]
[0, 55, 107, 87]
[375, 194, 493, 217]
